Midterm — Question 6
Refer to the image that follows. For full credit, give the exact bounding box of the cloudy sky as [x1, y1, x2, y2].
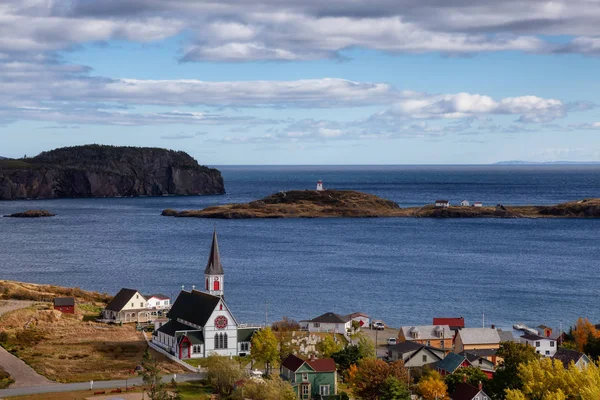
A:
[2, 0, 600, 164]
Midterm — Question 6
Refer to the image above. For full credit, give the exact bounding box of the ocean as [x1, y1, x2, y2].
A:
[1, 165, 599, 331]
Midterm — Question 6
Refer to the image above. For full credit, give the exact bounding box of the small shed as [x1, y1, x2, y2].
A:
[435, 200, 450, 208]
[473, 202, 483, 208]
[461, 200, 470, 207]
[53, 297, 75, 314]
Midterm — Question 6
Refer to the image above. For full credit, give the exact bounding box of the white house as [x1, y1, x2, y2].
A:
[316, 180, 324, 191]
[520, 334, 556, 357]
[461, 200, 470, 207]
[435, 200, 450, 208]
[300, 312, 353, 334]
[474, 202, 483, 208]
[102, 288, 151, 323]
[146, 294, 170, 309]
[552, 348, 591, 369]
[345, 312, 370, 329]
[152, 230, 258, 359]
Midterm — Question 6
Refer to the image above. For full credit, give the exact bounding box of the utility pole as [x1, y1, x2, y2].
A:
[482, 313, 485, 328]
[264, 301, 268, 327]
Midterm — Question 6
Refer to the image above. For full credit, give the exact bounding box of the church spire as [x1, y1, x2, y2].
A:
[205, 230, 224, 296]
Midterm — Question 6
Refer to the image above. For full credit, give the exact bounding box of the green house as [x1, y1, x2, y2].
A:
[281, 354, 337, 399]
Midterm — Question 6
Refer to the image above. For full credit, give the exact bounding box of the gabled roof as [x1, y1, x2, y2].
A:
[400, 325, 453, 341]
[167, 290, 221, 327]
[205, 230, 224, 275]
[521, 333, 551, 341]
[308, 312, 350, 324]
[433, 317, 465, 329]
[105, 288, 142, 312]
[282, 354, 309, 372]
[146, 293, 170, 300]
[177, 330, 204, 345]
[436, 353, 466, 374]
[155, 320, 196, 336]
[53, 297, 74, 306]
[238, 328, 258, 343]
[497, 330, 516, 342]
[436, 199, 449, 203]
[345, 312, 369, 319]
[457, 328, 500, 345]
[388, 341, 425, 354]
[281, 354, 336, 373]
[459, 348, 497, 358]
[450, 382, 483, 400]
[537, 325, 551, 330]
[552, 348, 589, 368]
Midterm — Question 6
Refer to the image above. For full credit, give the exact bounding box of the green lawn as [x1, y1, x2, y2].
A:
[177, 380, 212, 400]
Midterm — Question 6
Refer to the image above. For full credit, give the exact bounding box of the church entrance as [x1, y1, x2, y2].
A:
[179, 336, 191, 359]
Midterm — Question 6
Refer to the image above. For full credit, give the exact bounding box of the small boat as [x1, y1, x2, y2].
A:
[513, 323, 526, 331]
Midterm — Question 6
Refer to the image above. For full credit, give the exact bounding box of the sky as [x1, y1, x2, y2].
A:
[2, 1, 600, 164]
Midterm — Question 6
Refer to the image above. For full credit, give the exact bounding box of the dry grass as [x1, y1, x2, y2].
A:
[0, 304, 186, 383]
[0, 280, 111, 304]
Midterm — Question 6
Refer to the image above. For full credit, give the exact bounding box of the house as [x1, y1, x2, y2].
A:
[316, 180, 324, 191]
[435, 200, 450, 208]
[152, 230, 258, 359]
[461, 200, 470, 207]
[520, 334, 556, 357]
[281, 354, 337, 399]
[102, 288, 151, 323]
[399, 325, 453, 349]
[300, 313, 352, 334]
[459, 351, 496, 378]
[436, 352, 467, 376]
[537, 325, 553, 338]
[497, 329, 516, 343]
[552, 348, 591, 369]
[450, 381, 489, 400]
[454, 328, 500, 353]
[473, 202, 483, 208]
[433, 317, 465, 333]
[345, 312, 370, 329]
[53, 297, 75, 314]
[387, 341, 444, 367]
[146, 294, 170, 310]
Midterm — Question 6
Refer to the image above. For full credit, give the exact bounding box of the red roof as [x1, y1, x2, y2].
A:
[433, 317, 465, 328]
[306, 358, 336, 372]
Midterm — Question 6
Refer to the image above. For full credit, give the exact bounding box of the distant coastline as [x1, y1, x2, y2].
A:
[495, 161, 600, 165]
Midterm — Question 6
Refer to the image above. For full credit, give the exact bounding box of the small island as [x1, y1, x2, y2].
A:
[4, 210, 56, 218]
[162, 190, 600, 219]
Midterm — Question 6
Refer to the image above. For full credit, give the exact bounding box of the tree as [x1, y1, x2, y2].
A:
[139, 348, 180, 400]
[271, 316, 300, 332]
[417, 371, 448, 400]
[488, 341, 539, 399]
[573, 317, 599, 351]
[317, 335, 343, 358]
[332, 345, 363, 372]
[444, 367, 488, 393]
[230, 376, 296, 400]
[251, 327, 279, 375]
[380, 376, 411, 400]
[356, 333, 375, 359]
[504, 357, 600, 400]
[204, 354, 244, 396]
[347, 358, 409, 400]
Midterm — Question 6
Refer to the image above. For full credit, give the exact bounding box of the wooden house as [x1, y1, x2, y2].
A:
[399, 325, 453, 350]
[435, 200, 450, 208]
[53, 297, 75, 314]
[101, 288, 151, 323]
[281, 354, 337, 399]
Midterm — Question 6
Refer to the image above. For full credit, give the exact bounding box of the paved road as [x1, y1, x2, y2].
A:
[0, 301, 56, 388]
[0, 372, 205, 398]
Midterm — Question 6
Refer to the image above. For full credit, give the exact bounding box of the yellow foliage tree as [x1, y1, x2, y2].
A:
[506, 357, 600, 400]
[572, 317, 598, 351]
[417, 371, 449, 400]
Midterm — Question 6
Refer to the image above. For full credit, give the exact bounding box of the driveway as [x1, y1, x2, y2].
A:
[0, 300, 56, 388]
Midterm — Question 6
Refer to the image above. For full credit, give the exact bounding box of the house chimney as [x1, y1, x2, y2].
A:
[491, 324, 495, 329]
[463, 374, 467, 383]
[310, 354, 316, 361]
[478, 381, 483, 391]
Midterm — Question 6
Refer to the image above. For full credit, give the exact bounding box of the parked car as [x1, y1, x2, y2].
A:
[387, 338, 397, 345]
[372, 321, 385, 330]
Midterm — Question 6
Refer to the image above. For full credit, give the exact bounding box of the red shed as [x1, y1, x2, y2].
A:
[53, 297, 75, 314]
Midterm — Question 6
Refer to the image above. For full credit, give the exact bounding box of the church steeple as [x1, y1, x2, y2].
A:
[205, 230, 224, 296]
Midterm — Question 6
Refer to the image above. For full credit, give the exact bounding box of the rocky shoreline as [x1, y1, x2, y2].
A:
[3, 210, 56, 218]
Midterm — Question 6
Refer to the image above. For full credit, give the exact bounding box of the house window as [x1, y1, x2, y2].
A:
[426, 340, 431, 346]
[545, 350, 550, 355]
[314, 323, 320, 328]
[440, 341, 444, 347]
[479, 359, 483, 365]
[422, 355, 427, 362]
[131, 302, 134, 307]
[302, 372, 308, 382]
[550, 341, 555, 347]
[535, 341, 540, 347]
[136, 295, 139, 299]
[320, 385, 330, 396]
[140, 302, 144, 307]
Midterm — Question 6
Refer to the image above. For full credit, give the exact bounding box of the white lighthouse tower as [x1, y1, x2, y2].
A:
[316, 180, 324, 191]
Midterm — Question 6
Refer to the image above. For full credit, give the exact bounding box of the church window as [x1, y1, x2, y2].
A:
[214, 333, 229, 349]
[206, 279, 208, 290]
[220, 304, 223, 311]
[214, 280, 220, 291]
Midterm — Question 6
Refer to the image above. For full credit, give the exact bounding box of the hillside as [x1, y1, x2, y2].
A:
[0, 145, 225, 200]
[163, 190, 408, 218]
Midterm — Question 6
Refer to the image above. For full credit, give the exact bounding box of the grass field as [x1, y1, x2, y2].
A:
[0, 303, 186, 382]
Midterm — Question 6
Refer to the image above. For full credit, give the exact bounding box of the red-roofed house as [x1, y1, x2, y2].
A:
[433, 317, 465, 332]
[281, 354, 337, 399]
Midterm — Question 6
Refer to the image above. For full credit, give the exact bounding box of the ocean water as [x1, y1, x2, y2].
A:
[1, 165, 599, 331]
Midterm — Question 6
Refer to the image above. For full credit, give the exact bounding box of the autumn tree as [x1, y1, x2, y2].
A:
[572, 317, 599, 351]
[347, 358, 410, 400]
[230, 376, 296, 400]
[444, 367, 488, 393]
[380, 376, 411, 400]
[251, 327, 279, 375]
[204, 354, 244, 396]
[316, 335, 343, 358]
[488, 341, 539, 399]
[271, 316, 300, 332]
[417, 371, 449, 400]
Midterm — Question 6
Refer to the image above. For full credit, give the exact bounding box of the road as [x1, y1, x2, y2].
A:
[0, 372, 205, 398]
[0, 301, 56, 388]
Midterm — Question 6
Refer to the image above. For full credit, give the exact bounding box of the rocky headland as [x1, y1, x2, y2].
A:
[162, 190, 600, 219]
[4, 210, 56, 218]
[0, 145, 224, 200]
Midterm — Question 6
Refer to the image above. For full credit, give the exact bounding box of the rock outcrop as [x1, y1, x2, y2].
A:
[0, 145, 224, 200]
[4, 210, 56, 218]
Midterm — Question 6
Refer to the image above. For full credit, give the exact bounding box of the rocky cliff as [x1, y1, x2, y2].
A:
[0, 145, 224, 200]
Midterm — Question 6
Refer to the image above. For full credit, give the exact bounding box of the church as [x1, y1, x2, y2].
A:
[152, 230, 256, 359]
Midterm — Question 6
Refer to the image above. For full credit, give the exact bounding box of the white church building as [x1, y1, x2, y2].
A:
[152, 231, 257, 359]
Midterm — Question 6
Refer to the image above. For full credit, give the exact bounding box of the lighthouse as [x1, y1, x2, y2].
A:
[316, 180, 324, 191]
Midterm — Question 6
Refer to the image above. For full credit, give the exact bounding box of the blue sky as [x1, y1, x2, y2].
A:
[2, 1, 600, 164]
